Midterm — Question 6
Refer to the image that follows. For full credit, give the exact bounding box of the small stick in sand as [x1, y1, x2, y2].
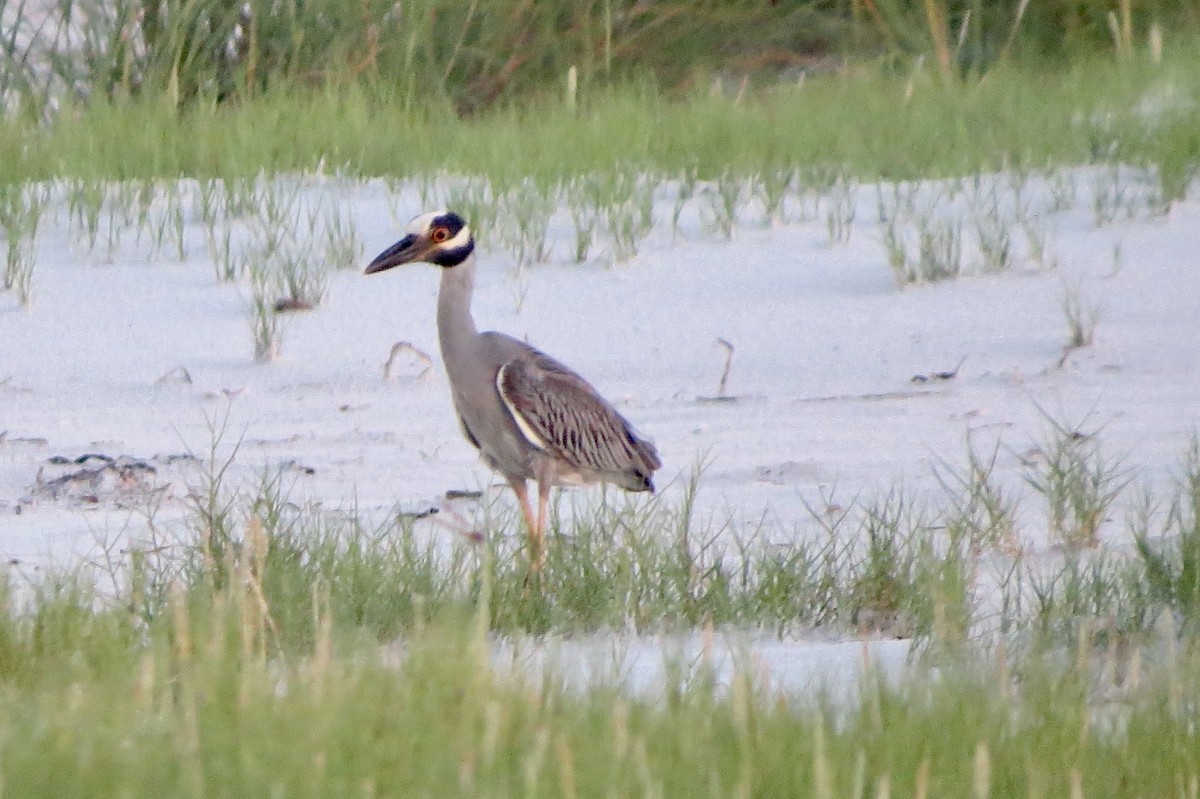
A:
[715, 337, 735, 398]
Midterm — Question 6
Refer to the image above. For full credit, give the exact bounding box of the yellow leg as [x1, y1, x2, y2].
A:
[537, 479, 549, 547]
[509, 478, 543, 572]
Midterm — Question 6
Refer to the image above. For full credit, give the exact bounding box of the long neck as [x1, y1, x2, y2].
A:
[436, 252, 480, 368]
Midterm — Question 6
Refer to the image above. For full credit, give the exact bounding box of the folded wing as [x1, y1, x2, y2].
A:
[496, 349, 660, 491]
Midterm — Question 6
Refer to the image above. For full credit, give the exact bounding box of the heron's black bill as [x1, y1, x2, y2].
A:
[365, 234, 419, 274]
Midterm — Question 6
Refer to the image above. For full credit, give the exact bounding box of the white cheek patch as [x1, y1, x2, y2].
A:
[442, 226, 472, 250]
[407, 211, 471, 251]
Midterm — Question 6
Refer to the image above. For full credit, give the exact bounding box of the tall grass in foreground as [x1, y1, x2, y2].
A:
[0, 554, 1198, 797]
[1, 427, 1199, 792]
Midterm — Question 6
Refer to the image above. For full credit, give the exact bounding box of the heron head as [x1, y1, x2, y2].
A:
[365, 210, 474, 274]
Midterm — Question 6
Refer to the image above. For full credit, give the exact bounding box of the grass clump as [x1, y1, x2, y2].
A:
[247, 267, 286, 362]
[0, 183, 45, 306]
[1134, 437, 1200, 631]
[1060, 280, 1104, 355]
[1024, 414, 1131, 550]
[0, 549, 1198, 797]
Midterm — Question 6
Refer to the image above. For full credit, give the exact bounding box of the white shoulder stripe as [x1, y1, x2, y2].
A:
[496, 363, 549, 451]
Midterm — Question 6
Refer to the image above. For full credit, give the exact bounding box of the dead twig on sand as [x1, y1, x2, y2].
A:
[715, 337, 735, 398]
[911, 355, 966, 383]
[383, 341, 433, 382]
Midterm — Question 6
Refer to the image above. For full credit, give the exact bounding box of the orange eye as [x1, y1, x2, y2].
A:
[431, 227, 450, 243]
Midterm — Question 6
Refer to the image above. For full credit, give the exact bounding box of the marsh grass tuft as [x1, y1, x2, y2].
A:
[823, 174, 858, 245]
[316, 203, 363, 270]
[915, 216, 964, 281]
[751, 165, 793, 227]
[0, 183, 44, 305]
[496, 179, 556, 267]
[936, 437, 1020, 554]
[1133, 437, 1200, 632]
[701, 171, 742, 240]
[1060, 280, 1103, 362]
[1023, 414, 1131, 550]
[248, 266, 286, 362]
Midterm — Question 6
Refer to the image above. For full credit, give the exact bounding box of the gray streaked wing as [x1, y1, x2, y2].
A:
[496, 351, 660, 478]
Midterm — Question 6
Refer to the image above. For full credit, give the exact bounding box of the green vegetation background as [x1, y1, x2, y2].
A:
[2, 0, 1199, 186]
[2, 4, 1200, 794]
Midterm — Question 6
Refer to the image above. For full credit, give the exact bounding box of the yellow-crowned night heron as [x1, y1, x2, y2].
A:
[365, 211, 661, 570]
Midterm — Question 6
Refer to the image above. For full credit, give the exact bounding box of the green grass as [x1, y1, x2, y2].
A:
[0, 566, 1197, 798]
[1135, 437, 1200, 631]
[3, 44, 1200, 187]
[6, 8, 1200, 790]
[144, 457, 991, 643]
[9, 0, 1198, 117]
[0, 424, 1197, 794]
[98, 421, 1197, 651]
